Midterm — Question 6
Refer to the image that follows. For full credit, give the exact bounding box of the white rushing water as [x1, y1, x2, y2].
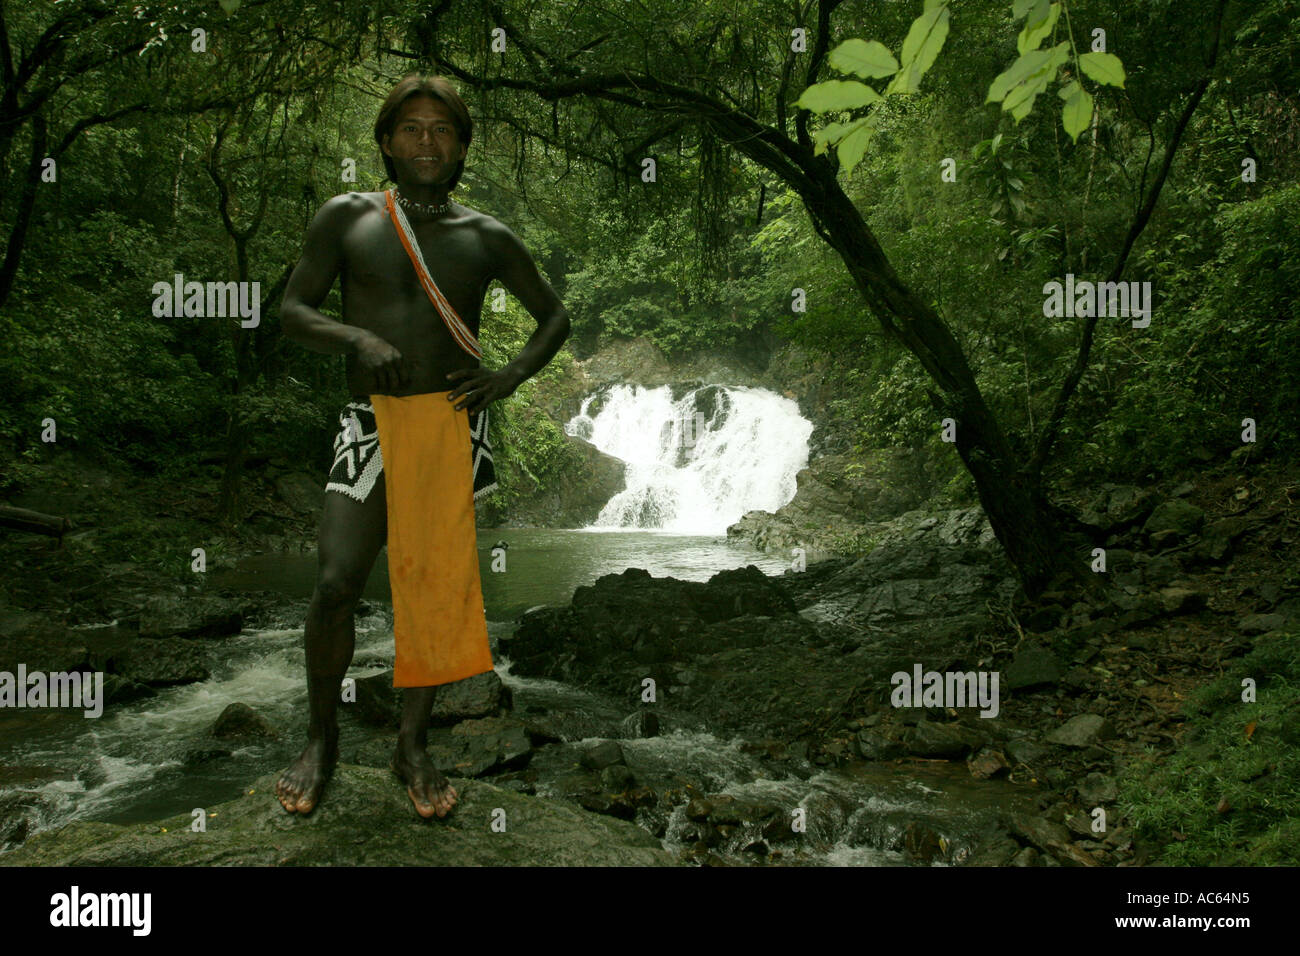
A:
[565, 384, 812, 535]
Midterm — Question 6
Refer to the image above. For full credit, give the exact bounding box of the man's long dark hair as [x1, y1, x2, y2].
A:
[374, 74, 473, 191]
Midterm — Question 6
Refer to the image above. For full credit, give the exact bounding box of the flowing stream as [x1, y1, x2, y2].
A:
[0, 385, 1027, 864]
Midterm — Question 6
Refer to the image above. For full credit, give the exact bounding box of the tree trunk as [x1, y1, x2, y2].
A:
[0, 504, 73, 541]
[802, 165, 1082, 598]
[0, 114, 46, 310]
[216, 414, 249, 527]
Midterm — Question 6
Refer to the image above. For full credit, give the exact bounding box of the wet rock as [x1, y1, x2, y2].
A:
[101, 674, 155, 705]
[576, 790, 635, 821]
[966, 831, 1020, 866]
[1075, 485, 1156, 533]
[903, 719, 984, 759]
[1255, 582, 1283, 607]
[1060, 667, 1095, 691]
[601, 765, 636, 790]
[1046, 714, 1113, 748]
[725, 460, 968, 559]
[509, 565, 796, 684]
[685, 797, 712, 821]
[510, 534, 1017, 741]
[211, 702, 278, 741]
[507, 431, 627, 528]
[1238, 613, 1286, 635]
[1005, 645, 1063, 690]
[1057, 841, 1103, 866]
[1142, 554, 1181, 588]
[351, 671, 401, 727]
[1114, 568, 1143, 589]
[1066, 811, 1099, 839]
[1102, 548, 1135, 572]
[707, 794, 779, 827]
[903, 822, 944, 863]
[1158, 587, 1204, 615]
[575, 565, 796, 624]
[137, 594, 243, 639]
[1023, 604, 1065, 632]
[1005, 739, 1050, 767]
[1009, 813, 1072, 854]
[1142, 499, 1204, 547]
[1078, 772, 1119, 805]
[0, 765, 675, 866]
[580, 739, 625, 771]
[1104, 485, 1158, 527]
[430, 717, 532, 776]
[1124, 633, 1156, 651]
[518, 708, 619, 744]
[115, 639, 209, 687]
[183, 747, 233, 766]
[856, 727, 904, 761]
[1010, 846, 1039, 866]
[619, 710, 659, 738]
[0, 764, 76, 787]
[0, 791, 56, 850]
[430, 670, 512, 726]
[967, 748, 1010, 780]
[1191, 516, 1253, 564]
[351, 669, 510, 729]
[274, 472, 323, 516]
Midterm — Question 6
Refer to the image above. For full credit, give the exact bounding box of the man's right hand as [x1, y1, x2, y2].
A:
[354, 331, 409, 392]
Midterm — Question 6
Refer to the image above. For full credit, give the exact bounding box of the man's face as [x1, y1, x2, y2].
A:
[381, 94, 466, 188]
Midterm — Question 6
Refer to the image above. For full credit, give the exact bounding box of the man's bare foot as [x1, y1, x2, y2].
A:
[276, 738, 337, 813]
[390, 742, 458, 819]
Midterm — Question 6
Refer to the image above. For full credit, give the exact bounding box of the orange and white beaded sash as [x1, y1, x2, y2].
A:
[384, 189, 482, 360]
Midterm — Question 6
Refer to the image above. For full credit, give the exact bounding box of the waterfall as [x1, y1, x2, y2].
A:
[564, 384, 812, 535]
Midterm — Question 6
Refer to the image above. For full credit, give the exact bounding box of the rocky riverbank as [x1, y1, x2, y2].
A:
[4, 443, 1295, 864]
[3, 763, 673, 866]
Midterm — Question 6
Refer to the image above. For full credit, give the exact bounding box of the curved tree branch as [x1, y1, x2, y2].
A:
[1025, 0, 1229, 481]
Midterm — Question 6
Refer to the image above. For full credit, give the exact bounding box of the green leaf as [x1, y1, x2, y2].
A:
[1017, 1, 1059, 54]
[1021, 0, 1049, 25]
[828, 39, 899, 79]
[988, 48, 1051, 103]
[886, 1, 950, 95]
[837, 116, 878, 175]
[1078, 51, 1126, 88]
[1061, 82, 1093, 142]
[811, 117, 871, 155]
[812, 122, 846, 156]
[987, 42, 1067, 116]
[1006, 78, 1049, 121]
[796, 79, 884, 113]
[1012, 0, 1037, 17]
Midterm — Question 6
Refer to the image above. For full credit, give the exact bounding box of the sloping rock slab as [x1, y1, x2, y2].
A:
[1, 764, 676, 867]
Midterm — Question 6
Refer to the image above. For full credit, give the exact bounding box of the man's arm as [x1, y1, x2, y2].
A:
[486, 220, 571, 387]
[280, 194, 365, 353]
[281, 194, 409, 391]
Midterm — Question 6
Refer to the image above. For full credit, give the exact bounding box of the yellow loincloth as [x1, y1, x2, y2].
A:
[369, 392, 495, 688]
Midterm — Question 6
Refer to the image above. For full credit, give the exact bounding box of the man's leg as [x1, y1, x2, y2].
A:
[391, 686, 459, 818]
[276, 476, 387, 813]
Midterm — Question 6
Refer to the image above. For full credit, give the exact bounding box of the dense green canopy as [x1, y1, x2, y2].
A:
[1, 0, 1296, 591]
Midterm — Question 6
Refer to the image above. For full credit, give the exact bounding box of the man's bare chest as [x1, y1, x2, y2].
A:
[341, 213, 492, 304]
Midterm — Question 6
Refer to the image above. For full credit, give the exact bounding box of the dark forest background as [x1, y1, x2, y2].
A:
[2, 0, 1299, 869]
[2, 0, 1297, 592]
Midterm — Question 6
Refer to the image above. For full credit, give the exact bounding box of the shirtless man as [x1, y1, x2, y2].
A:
[275, 74, 569, 818]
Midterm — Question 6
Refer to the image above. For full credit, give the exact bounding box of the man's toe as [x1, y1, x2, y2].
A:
[410, 786, 436, 818]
